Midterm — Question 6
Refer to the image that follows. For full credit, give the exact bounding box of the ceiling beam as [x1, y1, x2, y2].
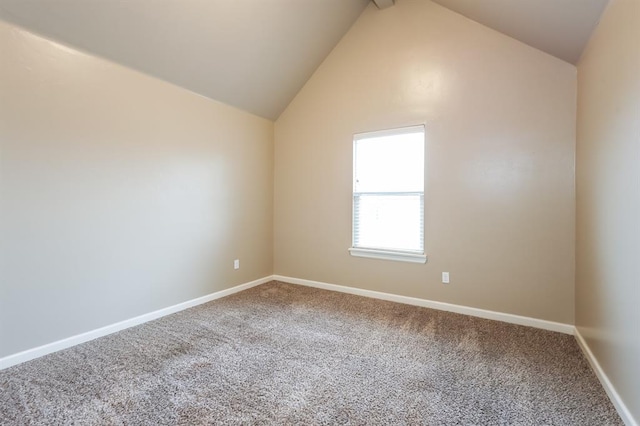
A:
[372, 0, 395, 10]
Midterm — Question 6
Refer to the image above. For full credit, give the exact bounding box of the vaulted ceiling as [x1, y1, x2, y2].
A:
[430, 0, 609, 64]
[0, 0, 609, 120]
[0, 0, 370, 120]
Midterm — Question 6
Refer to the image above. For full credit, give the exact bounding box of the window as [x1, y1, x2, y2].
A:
[349, 125, 426, 263]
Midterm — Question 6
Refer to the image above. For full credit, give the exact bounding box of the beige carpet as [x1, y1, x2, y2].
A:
[0, 281, 622, 425]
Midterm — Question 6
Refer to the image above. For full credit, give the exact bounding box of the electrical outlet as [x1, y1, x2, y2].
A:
[442, 272, 450, 284]
[234, 259, 240, 270]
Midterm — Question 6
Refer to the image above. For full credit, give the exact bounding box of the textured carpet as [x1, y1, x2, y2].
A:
[0, 281, 622, 425]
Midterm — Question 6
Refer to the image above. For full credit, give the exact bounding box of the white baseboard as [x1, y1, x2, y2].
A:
[273, 275, 575, 334]
[0, 274, 573, 371]
[0, 276, 273, 371]
[575, 329, 637, 426]
[2, 273, 633, 425]
[275, 274, 634, 424]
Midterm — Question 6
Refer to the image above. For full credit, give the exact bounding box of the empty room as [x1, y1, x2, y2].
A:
[0, 0, 638, 424]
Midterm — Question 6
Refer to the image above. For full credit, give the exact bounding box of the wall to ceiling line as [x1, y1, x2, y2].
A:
[274, 0, 577, 324]
[0, 20, 274, 357]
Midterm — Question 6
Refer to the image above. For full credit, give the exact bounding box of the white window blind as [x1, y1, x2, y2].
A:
[350, 125, 426, 263]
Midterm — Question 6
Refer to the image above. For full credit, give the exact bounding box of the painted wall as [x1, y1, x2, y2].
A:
[0, 20, 273, 358]
[274, 0, 577, 324]
[576, 0, 640, 422]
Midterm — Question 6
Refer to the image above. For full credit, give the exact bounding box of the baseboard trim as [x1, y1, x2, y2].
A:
[0, 276, 273, 371]
[4, 274, 632, 424]
[575, 328, 637, 426]
[273, 275, 574, 334]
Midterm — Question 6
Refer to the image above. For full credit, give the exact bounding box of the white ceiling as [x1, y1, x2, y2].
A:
[0, 0, 609, 119]
[0, 0, 369, 120]
[431, 0, 609, 64]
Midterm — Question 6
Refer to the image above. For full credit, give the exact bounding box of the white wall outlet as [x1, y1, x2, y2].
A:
[442, 272, 450, 284]
[234, 259, 240, 270]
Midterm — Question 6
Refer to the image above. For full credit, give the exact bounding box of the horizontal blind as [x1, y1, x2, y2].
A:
[353, 126, 425, 254]
[353, 193, 424, 252]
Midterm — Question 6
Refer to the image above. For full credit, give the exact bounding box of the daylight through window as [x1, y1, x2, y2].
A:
[350, 125, 426, 263]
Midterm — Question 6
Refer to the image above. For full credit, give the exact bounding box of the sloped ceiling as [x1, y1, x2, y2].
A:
[0, 0, 369, 120]
[0, 0, 609, 119]
[430, 0, 609, 64]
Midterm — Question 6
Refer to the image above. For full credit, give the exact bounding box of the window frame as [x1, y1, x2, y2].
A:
[349, 125, 427, 264]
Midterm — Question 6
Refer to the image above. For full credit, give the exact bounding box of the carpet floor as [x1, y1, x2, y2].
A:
[0, 281, 622, 425]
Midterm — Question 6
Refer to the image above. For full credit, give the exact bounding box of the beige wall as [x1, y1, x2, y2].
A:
[2, 4, 636, 420]
[0, 20, 273, 358]
[274, 0, 577, 323]
[576, 0, 640, 422]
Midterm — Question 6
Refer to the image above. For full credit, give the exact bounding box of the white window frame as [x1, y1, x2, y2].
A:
[349, 125, 427, 264]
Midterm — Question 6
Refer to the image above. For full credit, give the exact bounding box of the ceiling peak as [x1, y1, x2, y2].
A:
[372, 0, 395, 10]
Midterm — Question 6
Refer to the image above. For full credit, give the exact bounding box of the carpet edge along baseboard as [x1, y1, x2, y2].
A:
[0, 276, 272, 370]
[274, 275, 635, 426]
[2, 275, 634, 426]
[0, 274, 573, 370]
[273, 275, 574, 334]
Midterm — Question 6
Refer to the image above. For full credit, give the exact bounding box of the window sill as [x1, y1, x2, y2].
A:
[348, 247, 427, 264]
